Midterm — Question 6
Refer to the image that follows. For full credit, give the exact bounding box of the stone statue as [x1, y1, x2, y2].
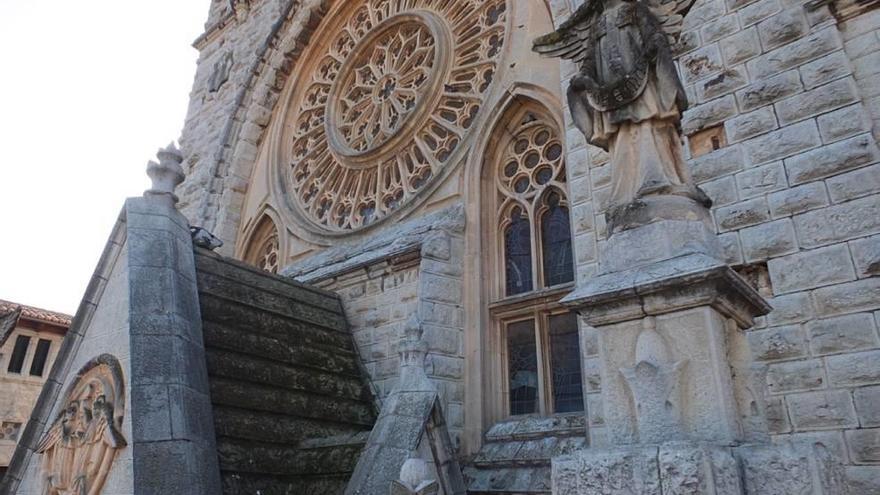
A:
[36, 355, 126, 495]
[534, 0, 709, 211]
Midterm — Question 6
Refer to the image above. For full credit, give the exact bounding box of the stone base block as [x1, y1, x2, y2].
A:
[552, 441, 848, 495]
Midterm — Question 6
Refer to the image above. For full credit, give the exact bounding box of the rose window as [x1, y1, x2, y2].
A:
[282, 0, 509, 232]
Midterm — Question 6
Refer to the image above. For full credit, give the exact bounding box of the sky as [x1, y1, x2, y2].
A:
[0, 0, 211, 314]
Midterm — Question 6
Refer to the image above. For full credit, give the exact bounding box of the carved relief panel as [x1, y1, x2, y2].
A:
[36, 354, 126, 495]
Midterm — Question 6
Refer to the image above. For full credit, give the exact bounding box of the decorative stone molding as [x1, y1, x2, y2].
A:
[36, 354, 127, 495]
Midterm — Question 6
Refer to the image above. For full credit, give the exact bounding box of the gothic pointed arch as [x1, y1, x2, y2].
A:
[474, 95, 582, 424]
[240, 212, 282, 274]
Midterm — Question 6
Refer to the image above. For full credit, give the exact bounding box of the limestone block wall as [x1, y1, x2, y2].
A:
[177, 0, 296, 244]
[308, 229, 468, 448]
[551, 0, 880, 488]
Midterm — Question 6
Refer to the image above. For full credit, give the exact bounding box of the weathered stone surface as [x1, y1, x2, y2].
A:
[775, 77, 859, 125]
[552, 447, 661, 495]
[813, 276, 880, 316]
[739, 218, 798, 261]
[826, 350, 880, 386]
[849, 234, 880, 276]
[800, 51, 852, 89]
[744, 120, 820, 165]
[817, 104, 872, 143]
[689, 145, 745, 183]
[768, 181, 829, 218]
[726, 106, 778, 143]
[854, 386, 880, 427]
[787, 390, 858, 430]
[807, 313, 879, 356]
[757, 8, 808, 52]
[768, 244, 856, 294]
[683, 95, 738, 135]
[748, 324, 808, 361]
[794, 194, 880, 248]
[736, 442, 848, 494]
[736, 70, 802, 113]
[716, 197, 771, 232]
[736, 162, 787, 200]
[766, 359, 825, 393]
[827, 163, 880, 204]
[766, 292, 814, 326]
[720, 27, 761, 65]
[695, 67, 749, 103]
[680, 44, 726, 84]
[746, 27, 842, 79]
[845, 428, 880, 463]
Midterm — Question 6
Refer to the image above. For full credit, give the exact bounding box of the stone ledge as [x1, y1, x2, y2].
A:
[562, 253, 771, 327]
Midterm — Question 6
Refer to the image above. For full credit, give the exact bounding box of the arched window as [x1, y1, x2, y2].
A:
[484, 104, 583, 419]
[243, 216, 281, 274]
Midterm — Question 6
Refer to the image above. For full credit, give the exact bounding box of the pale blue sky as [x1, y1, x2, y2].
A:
[0, 1, 211, 314]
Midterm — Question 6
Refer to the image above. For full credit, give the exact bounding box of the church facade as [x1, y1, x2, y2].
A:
[3, 0, 880, 493]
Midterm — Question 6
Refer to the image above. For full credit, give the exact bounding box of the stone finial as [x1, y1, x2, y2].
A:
[399, 315, 428, 369]
[390, 458, 439, 495]
[145, 142, 185, 207]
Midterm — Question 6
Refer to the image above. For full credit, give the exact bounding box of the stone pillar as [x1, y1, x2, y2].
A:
[565, 196, 771, 446]
[553, 195, 849, 493]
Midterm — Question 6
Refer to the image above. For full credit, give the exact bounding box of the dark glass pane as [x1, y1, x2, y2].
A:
[507, 320, 538, 415]
[29, 339, 52, 377]
[505, 211, 533, 296]
[7, 335, 31, 374]
[541, 197, 574, 287]
[549, 313, 584, 413]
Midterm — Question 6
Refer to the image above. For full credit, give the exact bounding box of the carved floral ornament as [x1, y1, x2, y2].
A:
[278, 0, 509, 233]
[36, 354, 126, 495]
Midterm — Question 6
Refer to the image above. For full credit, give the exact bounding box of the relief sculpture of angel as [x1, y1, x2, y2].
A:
[534, 0, 710, 211]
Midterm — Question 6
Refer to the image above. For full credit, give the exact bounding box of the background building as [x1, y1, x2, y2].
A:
[3, 0, 880, 493]
[0, 300, 70, 481]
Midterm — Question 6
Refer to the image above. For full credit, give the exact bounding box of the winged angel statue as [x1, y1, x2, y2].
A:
[534, 0, 709, 211]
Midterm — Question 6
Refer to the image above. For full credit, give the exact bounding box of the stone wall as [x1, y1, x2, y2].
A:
[293, 209, 469, 447]
[550, 0, 880, 487]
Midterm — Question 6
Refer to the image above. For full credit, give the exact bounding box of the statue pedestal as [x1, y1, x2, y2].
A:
[555, 197, 847, 493]
[563, 253, 770, 445]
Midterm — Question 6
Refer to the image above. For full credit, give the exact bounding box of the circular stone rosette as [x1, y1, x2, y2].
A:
[280, 0, 509, 233]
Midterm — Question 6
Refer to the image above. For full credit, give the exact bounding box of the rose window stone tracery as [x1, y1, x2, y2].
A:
[283, 0, 509, 232]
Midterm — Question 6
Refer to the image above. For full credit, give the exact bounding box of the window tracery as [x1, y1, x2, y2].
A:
[485, 105, 582, 419]
[283, 0, 509, 232]
[243, 217, 281, 274]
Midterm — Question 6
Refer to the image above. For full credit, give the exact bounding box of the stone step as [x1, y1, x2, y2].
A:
[196, 269, 348, 332]
[194, 248, 342, 314]
[199, 293, 354, 349]
[209, 377, 374, 427]
[217, 437, 365, 477]
[203, 321, 361, 376]
[205, 347, 370, 402]
[221, 472, 349, 495]
[213, 405, 367, 445]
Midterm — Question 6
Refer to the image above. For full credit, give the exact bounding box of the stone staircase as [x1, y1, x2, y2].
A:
[463, 415, 588, 494]
[194, 248, 377, 494]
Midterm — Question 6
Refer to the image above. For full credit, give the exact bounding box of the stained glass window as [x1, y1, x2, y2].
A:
[505, 207, 533, 296]
[541, 192, 574, 287]
[507, 320, 539, 415]
[549, 313, 584, 413]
